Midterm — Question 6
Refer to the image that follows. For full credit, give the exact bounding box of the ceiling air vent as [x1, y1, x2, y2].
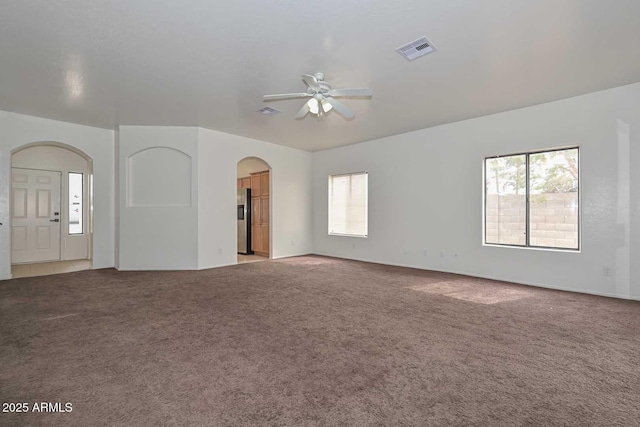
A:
[258, 106, 280, 116]
[396, 36, 437, 61]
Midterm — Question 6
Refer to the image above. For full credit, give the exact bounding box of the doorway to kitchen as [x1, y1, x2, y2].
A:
[237, 157, 271, 264]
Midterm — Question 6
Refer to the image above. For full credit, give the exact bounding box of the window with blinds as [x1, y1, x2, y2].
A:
[328, 172, 368, 237]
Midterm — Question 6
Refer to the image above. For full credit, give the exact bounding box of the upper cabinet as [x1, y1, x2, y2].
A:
[248, 170, 269, 197]
[261, 172, 269, 196]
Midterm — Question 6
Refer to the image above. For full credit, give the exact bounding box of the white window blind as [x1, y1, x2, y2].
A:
[328, 172, 368, 237]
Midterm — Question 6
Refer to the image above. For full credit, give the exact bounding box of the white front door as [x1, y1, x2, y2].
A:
[11, 168, 61, 263]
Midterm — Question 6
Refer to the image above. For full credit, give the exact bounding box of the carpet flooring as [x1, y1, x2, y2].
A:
[1, 255, 639, 426]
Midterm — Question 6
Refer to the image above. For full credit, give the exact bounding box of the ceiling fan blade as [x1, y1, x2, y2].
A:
[263, 93, 311, 101]
[301, 74, 320, 90]
[325, 97, 355, 119]
[328, 88, 373, 97]
[295, 103, 310, 119]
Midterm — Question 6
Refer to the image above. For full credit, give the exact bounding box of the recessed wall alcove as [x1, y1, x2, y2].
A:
[127, 147, 192, 207]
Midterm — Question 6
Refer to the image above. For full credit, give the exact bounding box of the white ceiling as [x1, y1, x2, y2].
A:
[1, 1, 640, 152]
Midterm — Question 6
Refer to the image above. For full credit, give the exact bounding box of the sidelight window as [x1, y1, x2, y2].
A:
[68, 172, 83, 235]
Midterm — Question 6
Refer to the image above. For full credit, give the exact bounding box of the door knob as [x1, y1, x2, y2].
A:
[49, 219, 60, 222]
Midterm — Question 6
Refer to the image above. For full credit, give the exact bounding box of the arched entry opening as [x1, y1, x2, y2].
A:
[10, 142, 93, 278]
[237, 157, 271, 264]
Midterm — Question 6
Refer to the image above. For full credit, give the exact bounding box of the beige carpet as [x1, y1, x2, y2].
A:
[1, 255, 639, 426]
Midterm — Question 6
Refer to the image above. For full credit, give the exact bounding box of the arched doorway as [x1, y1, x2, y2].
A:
[237, 157, 271, 264]
[10, 142, 93, 278]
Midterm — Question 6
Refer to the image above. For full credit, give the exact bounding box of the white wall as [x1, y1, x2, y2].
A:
[115, 126, 313, 271]
[114, 129, 120, 269]
[2, 83, 636, 301]
[117, 126, 199, 270]
[312, 83, 640, 300]
[198, 128, 313, 269]
[0, 110, 115, 280]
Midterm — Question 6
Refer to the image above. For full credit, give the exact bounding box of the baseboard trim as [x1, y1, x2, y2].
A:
[311, 252, 640, 302]
[270, 253, 314, 260]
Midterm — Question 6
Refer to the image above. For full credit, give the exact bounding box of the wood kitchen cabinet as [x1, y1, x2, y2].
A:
[251, 197, 261, 224]
[251, 174, 261, 196]
[248, 170, 270, 256]
[261, 197, 269, 225]
[252, 225, 262, 252]
[261, 226, 269, 252]
[261, 173, 269, 195]
[237, 177, 251, 190]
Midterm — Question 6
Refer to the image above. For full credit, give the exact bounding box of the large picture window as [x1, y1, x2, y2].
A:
[328, 172, 368, 237]
[485, 148, 579, 250]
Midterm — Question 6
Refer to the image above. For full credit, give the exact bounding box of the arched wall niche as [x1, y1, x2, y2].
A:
[127, 146, 192, 207]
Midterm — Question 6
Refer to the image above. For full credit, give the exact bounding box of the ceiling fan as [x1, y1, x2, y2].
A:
[263, 72, 372, 120]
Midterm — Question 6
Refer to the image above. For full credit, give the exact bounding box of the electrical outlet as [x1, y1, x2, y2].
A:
[218, 248, 223, 254]
[352, 243, 356, 249]
[291, 240, 295, 246]
[423, 250, 428, 257]
[602, 266, 612, 277]
[402, 248, 407, 255]
[439, 250, 445, 258]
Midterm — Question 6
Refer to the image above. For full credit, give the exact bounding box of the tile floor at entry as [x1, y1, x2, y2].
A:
[12, 256, 265, 278]
[237, 254, 268, 264]
[12, 260, 92, 279]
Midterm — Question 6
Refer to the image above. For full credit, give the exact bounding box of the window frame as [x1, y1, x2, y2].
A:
[328, 171, 369, 238]
[483, 147, 580, 251]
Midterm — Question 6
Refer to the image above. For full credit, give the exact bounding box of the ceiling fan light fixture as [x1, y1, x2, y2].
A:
[263, 72, 371, 120]
[321, 99, 332, 113]
[307, 98, 319, 115]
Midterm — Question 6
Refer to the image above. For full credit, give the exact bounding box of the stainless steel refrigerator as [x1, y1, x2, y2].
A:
[237, 188, 252, 254]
